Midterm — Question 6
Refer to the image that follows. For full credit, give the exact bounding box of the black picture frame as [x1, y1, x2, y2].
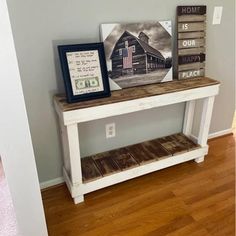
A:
[58, 43, 111, 103]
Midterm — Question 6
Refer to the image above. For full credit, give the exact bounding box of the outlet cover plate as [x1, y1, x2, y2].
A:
[213, 6, 223, 25]
[106, 123, 116, 138]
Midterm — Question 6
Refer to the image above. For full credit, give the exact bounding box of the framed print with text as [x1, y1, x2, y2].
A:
[58, 43, 111, 103]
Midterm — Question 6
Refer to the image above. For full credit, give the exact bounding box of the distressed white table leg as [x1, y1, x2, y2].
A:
[66, 123, 84, 203]
[195, 156, 205, 163]
[74, 195, 84, 204]
[195, 96, 215, 163]
[59, 119, 70, 173]
[183, 100, 196, 136]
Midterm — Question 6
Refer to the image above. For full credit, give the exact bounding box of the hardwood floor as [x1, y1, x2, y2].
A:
[42, 134, 235, 236]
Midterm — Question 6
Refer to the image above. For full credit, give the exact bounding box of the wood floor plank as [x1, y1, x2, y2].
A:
[187, 189, 234, 212]
[82, 197, 189, 236]
[146, 215, 195, 236]
[42, 133, 235, 236]
[165, 222, 211, 236]
[197, 205, 235, 236]
[190, 195, 235, 221]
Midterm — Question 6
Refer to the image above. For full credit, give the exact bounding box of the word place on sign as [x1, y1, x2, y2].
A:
[177, 5, 207, 80]
[179, 69, 205, 80]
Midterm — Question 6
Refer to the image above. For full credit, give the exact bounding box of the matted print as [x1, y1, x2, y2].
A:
[58, 43, 110, 103]
[101, 21, 173, 90]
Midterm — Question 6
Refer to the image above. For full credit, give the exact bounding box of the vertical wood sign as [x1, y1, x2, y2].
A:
[177, 6, 207, 80]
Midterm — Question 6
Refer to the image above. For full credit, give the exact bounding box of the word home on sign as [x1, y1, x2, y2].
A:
[177, 6, 207, 15]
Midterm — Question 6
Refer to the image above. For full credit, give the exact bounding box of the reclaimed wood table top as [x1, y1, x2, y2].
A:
[54, 77, 220, 112]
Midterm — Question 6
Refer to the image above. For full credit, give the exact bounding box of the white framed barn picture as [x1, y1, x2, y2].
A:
[100, 21, 173, 90]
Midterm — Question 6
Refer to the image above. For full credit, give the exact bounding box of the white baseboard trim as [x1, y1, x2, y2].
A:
[40, 177, 64, 190]
[208, 128, 233, 139]
[190, 128, 233, 142]
[40, 128, 233, 190]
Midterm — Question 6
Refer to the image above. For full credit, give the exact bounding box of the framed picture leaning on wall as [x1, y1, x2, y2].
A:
[101, 21, 173, 90]
[58, 43, 111, 103]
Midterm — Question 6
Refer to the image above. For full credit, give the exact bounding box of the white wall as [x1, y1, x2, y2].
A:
[0, 0, 48, 235]
[6, 0, 235, 183]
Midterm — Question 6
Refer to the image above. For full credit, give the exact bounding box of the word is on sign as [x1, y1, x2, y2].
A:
[177, 5, 207, 80]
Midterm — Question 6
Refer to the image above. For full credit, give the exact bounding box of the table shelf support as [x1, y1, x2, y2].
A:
[195, 96, 215, 163]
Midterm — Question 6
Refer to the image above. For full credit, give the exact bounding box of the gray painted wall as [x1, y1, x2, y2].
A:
[7, 0, 235, 183]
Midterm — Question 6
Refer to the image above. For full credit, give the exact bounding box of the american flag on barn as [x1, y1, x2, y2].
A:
[122, 47, 133, 69]
[110, 31, 166, 78]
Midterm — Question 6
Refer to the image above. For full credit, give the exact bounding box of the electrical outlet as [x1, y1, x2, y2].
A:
[213, 6, 223, 25]
[106, 123, 116, 138]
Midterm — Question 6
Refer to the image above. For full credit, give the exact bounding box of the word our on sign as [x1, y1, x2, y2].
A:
[178, 39, 205, 49]
[177, 5, 207, 80]
[181, 39, 196, 47]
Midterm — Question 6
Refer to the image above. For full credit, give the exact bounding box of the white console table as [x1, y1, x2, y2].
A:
[54, 77, 220, 204]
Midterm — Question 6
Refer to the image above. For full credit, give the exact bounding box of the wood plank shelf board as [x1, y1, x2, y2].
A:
[64, 146, 208, 197]
[81, 133, 199, 183]
[81, 157, 102, 183]
[54, 77, 219, 125]
[92, 154, 120, 177]
[112, 153, 139, 171]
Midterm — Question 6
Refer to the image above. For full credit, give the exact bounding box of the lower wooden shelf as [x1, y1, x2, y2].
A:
[81, 133, 200, 183]
[63, 133, 207, 198]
